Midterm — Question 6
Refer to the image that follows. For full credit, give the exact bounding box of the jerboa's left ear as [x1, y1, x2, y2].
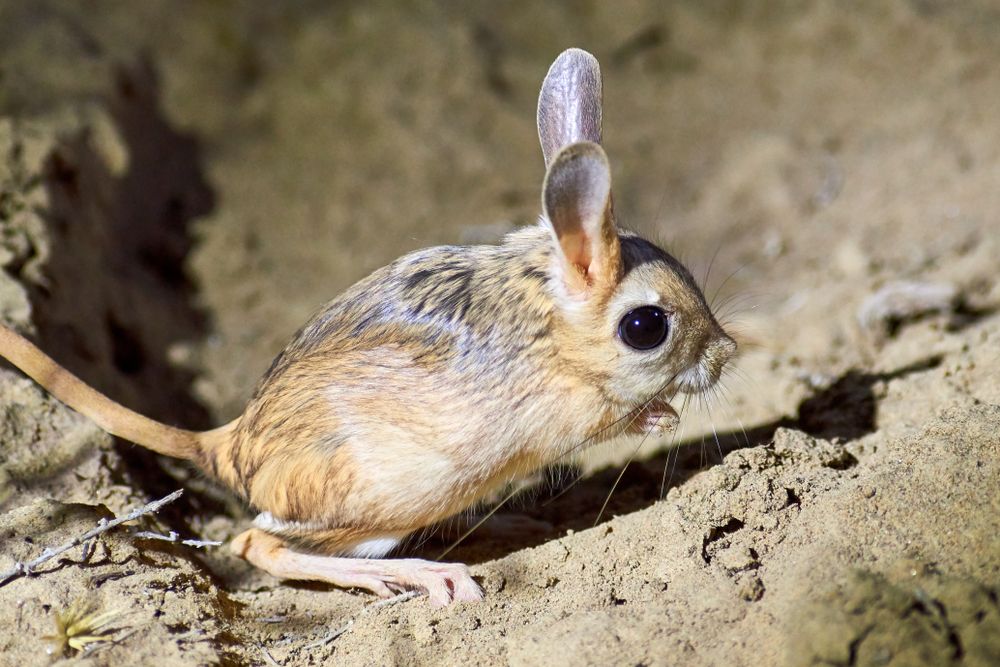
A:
[542, 141, 622, 295]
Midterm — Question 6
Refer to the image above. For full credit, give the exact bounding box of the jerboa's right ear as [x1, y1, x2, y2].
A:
[543, 142, 621, 296]
[537, 48, 603, 168]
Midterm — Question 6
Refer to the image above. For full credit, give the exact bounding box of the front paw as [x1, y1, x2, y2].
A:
[629, 400, 679, 436]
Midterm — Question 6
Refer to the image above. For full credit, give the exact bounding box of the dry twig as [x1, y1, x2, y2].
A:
[131, 529, 222, 549]
[0, 489, 183, 587]
[259, 644, 282, 666]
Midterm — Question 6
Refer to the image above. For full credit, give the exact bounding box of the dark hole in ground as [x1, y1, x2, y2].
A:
[702, 517, 745, 563]
[29, 56, 224, 525]
[105, 311, 146, 376]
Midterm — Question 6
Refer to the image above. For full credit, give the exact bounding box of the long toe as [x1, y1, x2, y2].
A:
[383, 560, 482, 606]
[451, 573, 484, 602]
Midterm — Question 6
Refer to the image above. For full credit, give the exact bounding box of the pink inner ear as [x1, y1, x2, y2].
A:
[543, 143, 618, 292]
[561, 229, 593, 276]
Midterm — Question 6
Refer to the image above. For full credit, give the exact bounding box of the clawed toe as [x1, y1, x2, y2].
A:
[385, 560, 483, 606]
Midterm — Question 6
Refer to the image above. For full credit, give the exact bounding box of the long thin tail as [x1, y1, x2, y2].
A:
[0, 323, 215, 462]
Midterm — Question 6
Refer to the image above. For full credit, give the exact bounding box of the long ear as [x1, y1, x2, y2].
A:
[537, 48, 603, 168]
[543, 142, 621, 295]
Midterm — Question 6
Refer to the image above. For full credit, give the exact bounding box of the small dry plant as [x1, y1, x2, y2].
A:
[43, 597, 122, 657]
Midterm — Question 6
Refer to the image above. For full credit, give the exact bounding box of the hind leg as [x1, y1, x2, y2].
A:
[230, 529, 483, 606]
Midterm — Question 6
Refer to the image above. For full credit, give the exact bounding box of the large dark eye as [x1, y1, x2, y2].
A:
[618, 306, 669, 350]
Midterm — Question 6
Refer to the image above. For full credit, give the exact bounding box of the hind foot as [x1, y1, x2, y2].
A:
[231, 528, 483, 606]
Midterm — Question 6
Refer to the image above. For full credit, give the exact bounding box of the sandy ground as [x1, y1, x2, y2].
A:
[0, 1, 998, 665]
